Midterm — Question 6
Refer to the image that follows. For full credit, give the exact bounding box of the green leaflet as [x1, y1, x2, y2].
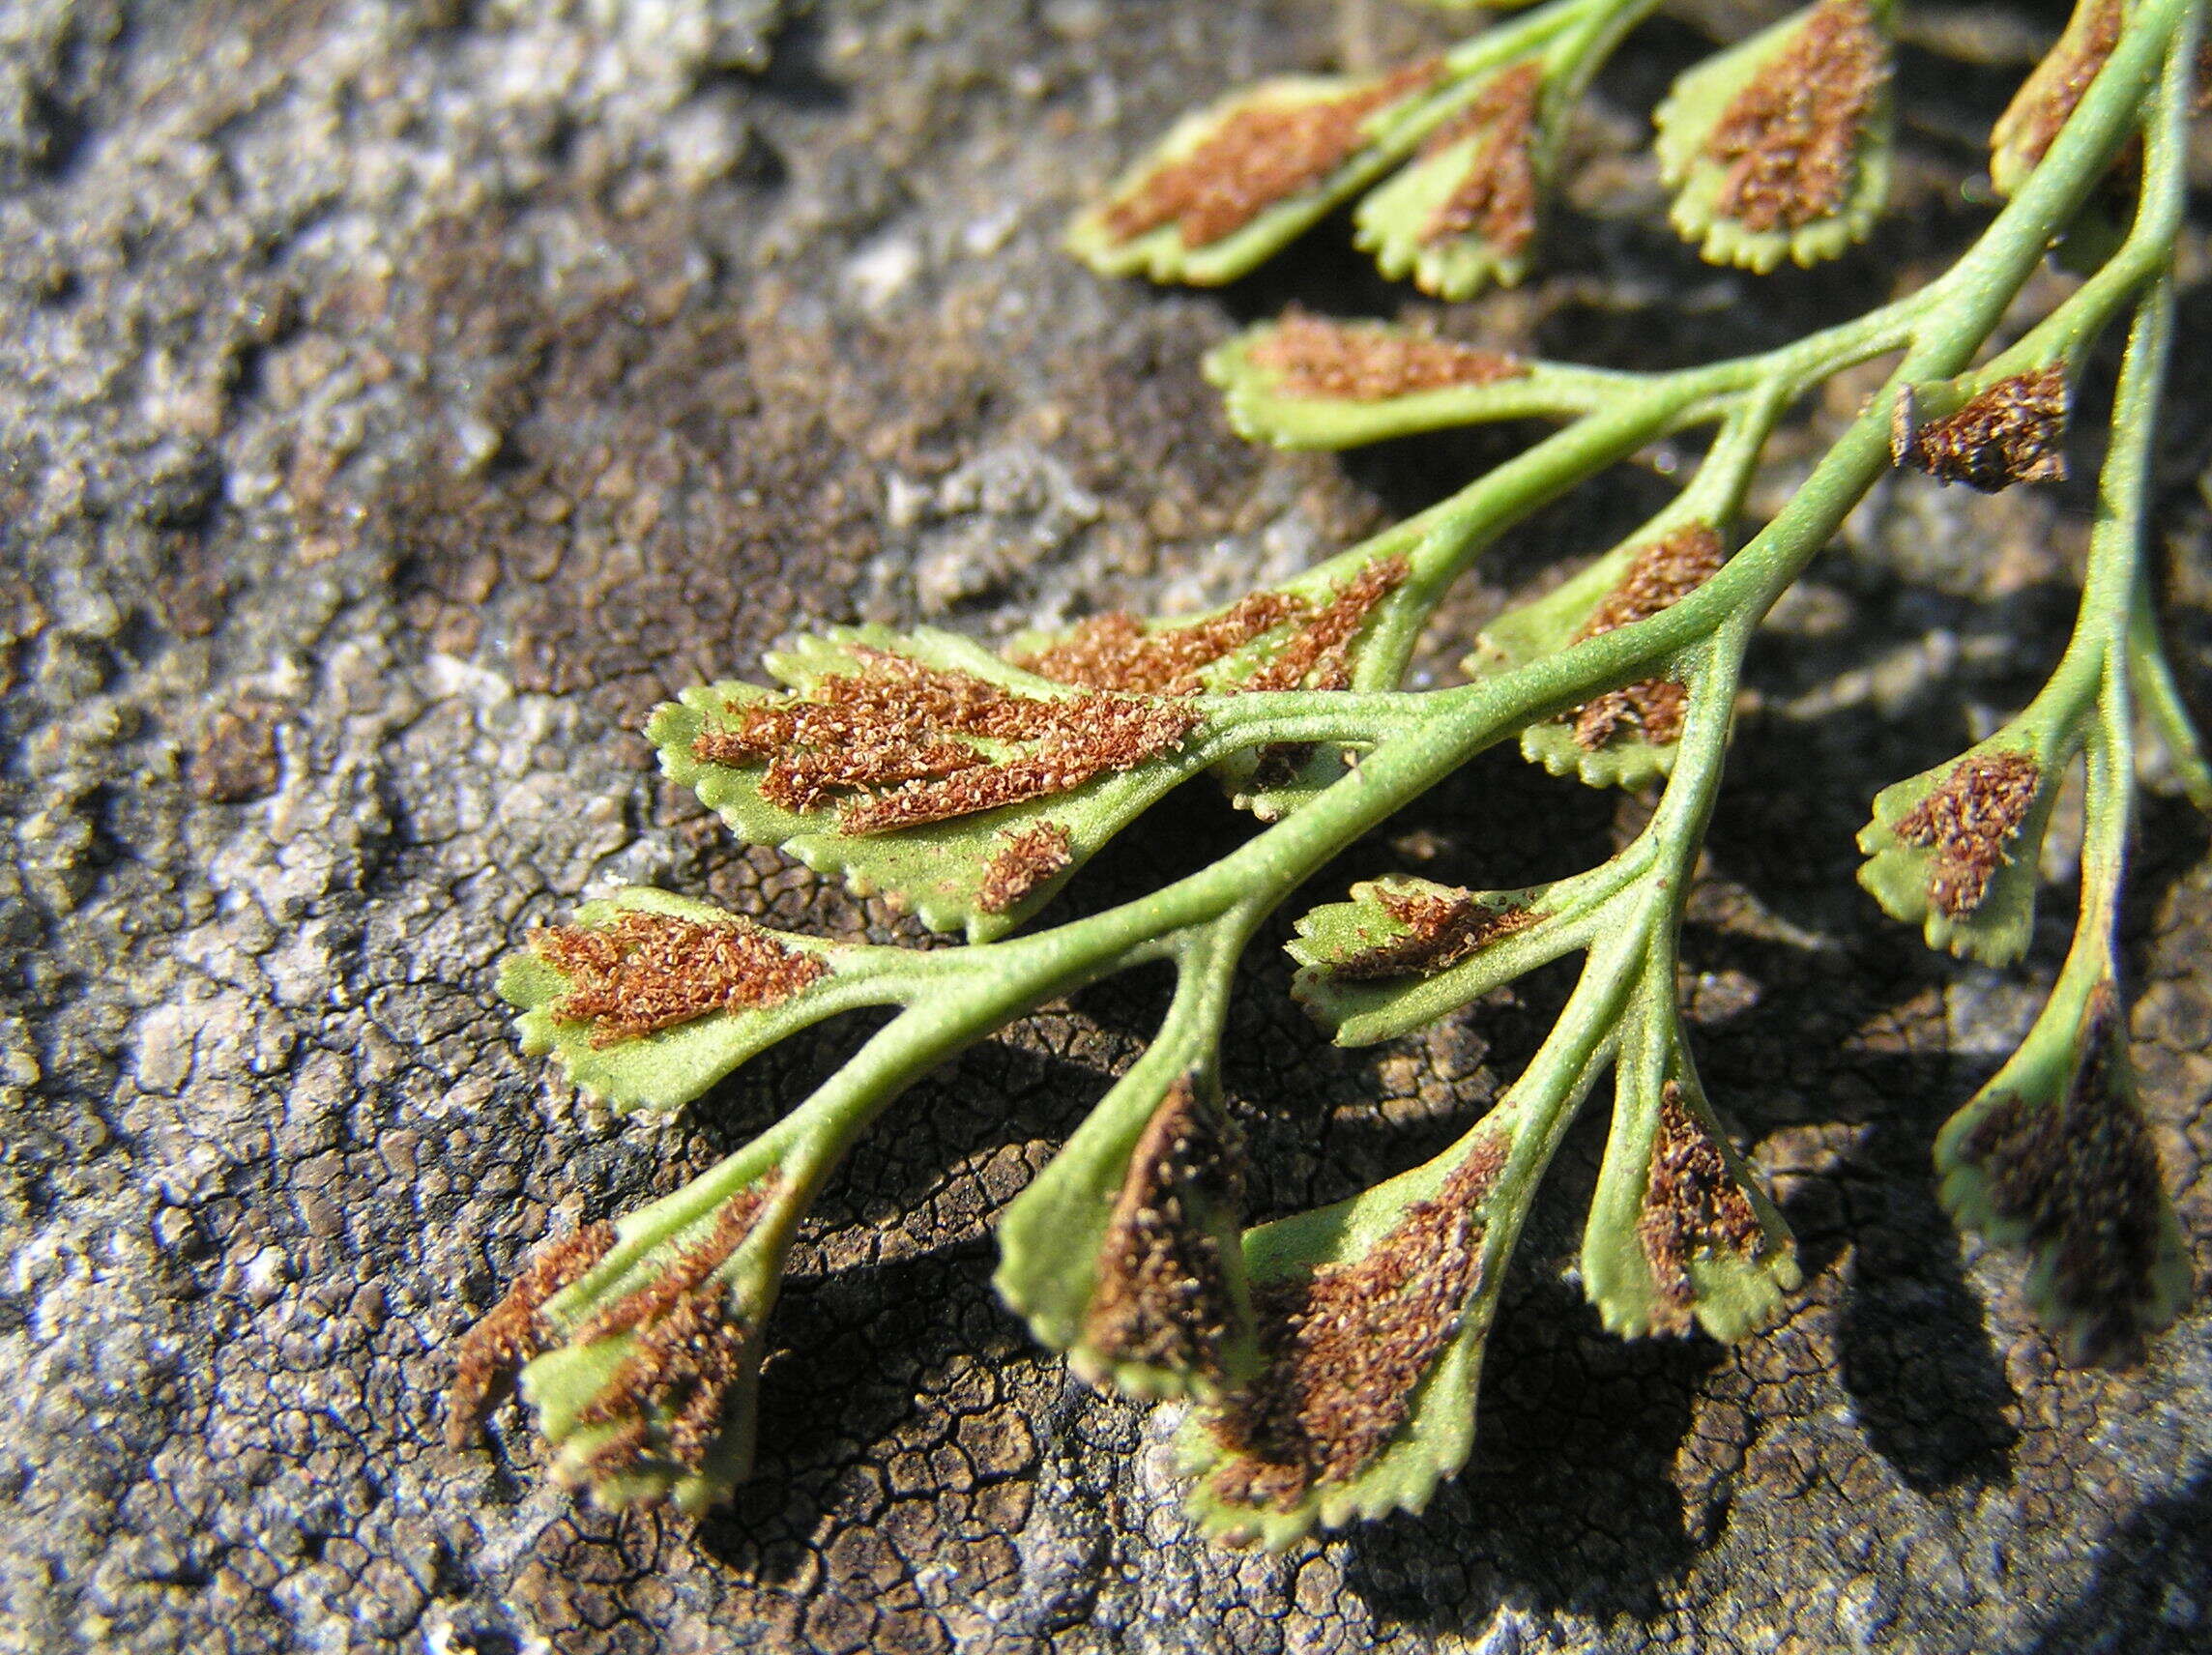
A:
[1855, 731, 2070, 966]
[1352, 60, 1547, 300]
[1471, 550, 1678, 789]
[1653, 0, 1895, 274]
[514, 1143, 801, 1513]
[1468, 517, 1727, 791]
[1204, 318, 1628, 452]
[500, 886, 893, 1112]
[1990, 0, 2120, 199]
[1935, 976, 2190, 1365]
[1065, 70, 1442, 287]
[1006, 547, 1417, 824]
[995, 1060, 1260, 1403]
[1174, 1118, 1530, 1549]
[1578, 1018, 1799, 1343]
[1289, 872, 1598, 1046]
[652, 625, 1213, 943]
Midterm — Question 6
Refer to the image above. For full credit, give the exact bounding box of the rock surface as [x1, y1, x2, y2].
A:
[2, 2, 2208, 1651]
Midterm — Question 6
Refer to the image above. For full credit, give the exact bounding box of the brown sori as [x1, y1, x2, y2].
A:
[1105, 62, 1441, 248]
[1419, 59, 1545, 255]
[1330, 885, 1536, 980]
[1638, 1083, 1766, 1334]
[1893, 749, 2042, 916]
[1564, 524, 1728, 751]
[447, 1221, 620, 1447]
[1251, 311, 1528, 402]
[1204, 1137, 1506, 1510]
[691, 652, 1204, 833]
[1895, 367, 2070, 492]
[1705, 0, 1889, 232]
[975, 821, 1078, 915]
[1959, 984, 2173, 1363]
[1084, 1076, 1246, 1380]
[532, 911, 830, 1046]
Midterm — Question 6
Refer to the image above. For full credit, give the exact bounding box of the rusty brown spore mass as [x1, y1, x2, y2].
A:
[975, 821, 1077, 915]
[575, 1287, 754, 1479]
[1997, 0, 2121, 176]
[1563, 523, 1727, 751]
[1083, 1077, 1245, 1380]
[691, 651, 1201, 833]
[1572, 680, 1690, 750]
[1894, 749, 2042, 916]
[1249, 311, 1527, 402]
[1639, 1083, 1765, 1335]
[1015, 593, 1305, 695]
[532, 911, 830, 1046]
[1959, 984, 2173, 1365]
[838, 695, 1199, 832]
[1105, 61, 1441, 248]
[1419, 59, 1544, 255]
[448, 1221, 619, 1448]
[568, 1182, 780, 1479]
[1205, 1137, 1506, 1510]
[1245, 554, 1410, 692]
[1895, 367, 2070, 492]
[1705, 0, 1889, 233]
[1331, 885, 1535, 980]
[1019, 555, 1409, 698]
[570, 1180, 776, 1347]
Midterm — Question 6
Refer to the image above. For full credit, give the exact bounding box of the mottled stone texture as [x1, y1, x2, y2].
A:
[2, 2, 2207, 1651]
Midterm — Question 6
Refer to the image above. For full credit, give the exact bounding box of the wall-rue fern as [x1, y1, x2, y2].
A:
[448, 0, 2206, 1548]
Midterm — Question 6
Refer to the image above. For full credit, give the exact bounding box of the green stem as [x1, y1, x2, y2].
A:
[550, 0, 2200, 1374]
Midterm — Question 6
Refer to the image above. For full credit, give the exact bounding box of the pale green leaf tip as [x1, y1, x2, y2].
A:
[1350, 96, 1539, 301]
[1857, 739, 2058, 967]
[1932, 980, 2190, 1365]
[1652, 0, 1894, 273]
